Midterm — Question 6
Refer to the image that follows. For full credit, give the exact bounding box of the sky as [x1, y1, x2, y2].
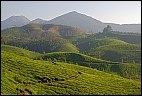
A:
[1, 1, 141, 24]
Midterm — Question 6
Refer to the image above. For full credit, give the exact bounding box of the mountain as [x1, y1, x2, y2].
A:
[46, 11, 141, 33]
[105, 23, 141, 33]
[1, 12, 141, 32]
[1, 23, 86, 53]
[1, 16, 30, 30]
[30, 18, 47, 24]
[2, 50, 141, 95]
[46, 11, 105, 33]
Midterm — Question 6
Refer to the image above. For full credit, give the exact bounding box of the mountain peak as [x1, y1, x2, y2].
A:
[46, 11, 104, 33]
[67, 11, 81, 15]
[8, 15, 29, 20]
[70, 11, 78, 13]
[30, 18, 47, 24]
[1, 15, 30, 30]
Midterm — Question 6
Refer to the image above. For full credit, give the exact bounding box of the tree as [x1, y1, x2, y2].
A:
[103, 25, 112, 33]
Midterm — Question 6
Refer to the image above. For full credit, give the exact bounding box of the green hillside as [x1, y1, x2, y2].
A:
[35, 52, 141, 80]
[1, 44, 41, 58]
[1, 50, 141, 95]
[90, 31, 141, 44]
[76, 37, 128, 52]
[89, 63, 141, 80]
[87, 44, 141, 63]
[35, 52, 108, 63]
[1, 24, 85, 53]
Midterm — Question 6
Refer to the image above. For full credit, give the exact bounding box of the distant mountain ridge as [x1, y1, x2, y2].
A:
[30, 18, 47, 24]
[1, 11, 141, 33]
[1, 16, 30, 30]
[46, 11, 105, 33]
[46, 11, 141, 33]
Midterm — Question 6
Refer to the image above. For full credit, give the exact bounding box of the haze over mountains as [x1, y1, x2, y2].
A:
[30, 18, 47, 24]
[1, 16, 30, 30]
[1, 11, 141, 33]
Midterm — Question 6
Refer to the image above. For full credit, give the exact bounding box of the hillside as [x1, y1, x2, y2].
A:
[35, 52, 108, 63]
[35, 52, 141, 80]
[89, 63, 141, 80]
[1, 44, 41, 59]
[87, 44, 141, 63]
[1, 24, 87, 53]
[75, 37, 128, 52]
[92, 31, 141, 44]
[1, 50, 141, 95]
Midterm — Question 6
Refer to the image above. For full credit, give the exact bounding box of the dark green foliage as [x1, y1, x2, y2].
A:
[76, 37, 128, 52]
[6, 38, 79, 53]
[103, 25, 112, 33]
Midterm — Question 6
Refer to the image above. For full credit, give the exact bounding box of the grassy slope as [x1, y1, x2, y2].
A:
[36, 52, 108, 63]
[87, 44, 141, 63]
[1, 44, 41, 59]
[2, 44, 140, 80]
[90, 63, 141, 80]
[36, 52, 141, 80]
[76, 37, 128, 52]
[1, 50, 141, 95]
[90, 32, 141, 44]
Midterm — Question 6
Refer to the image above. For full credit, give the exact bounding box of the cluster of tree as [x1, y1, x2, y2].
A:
[103, 25, 113, 33]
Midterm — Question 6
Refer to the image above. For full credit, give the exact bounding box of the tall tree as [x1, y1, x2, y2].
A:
[103, 25, 112, 33]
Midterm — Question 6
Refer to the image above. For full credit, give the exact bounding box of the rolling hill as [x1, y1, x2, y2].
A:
[1, 50, 141, 95]
[35, 51, 141, 80]
[93, 31, 141, 44]
[1, 44, 41, 59]
[35, 52, 108, 63]
[75, 37, 129, 52]
[1, 23, 87, 53]
[87, 44, 141, 63]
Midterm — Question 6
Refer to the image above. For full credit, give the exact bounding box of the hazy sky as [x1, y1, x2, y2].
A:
[1, 1, 141, 24]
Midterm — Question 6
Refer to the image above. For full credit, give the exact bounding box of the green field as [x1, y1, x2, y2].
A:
[1, 44, 41, 59]
[1, 50, 141, 95]
[35, 51, 141, 80]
